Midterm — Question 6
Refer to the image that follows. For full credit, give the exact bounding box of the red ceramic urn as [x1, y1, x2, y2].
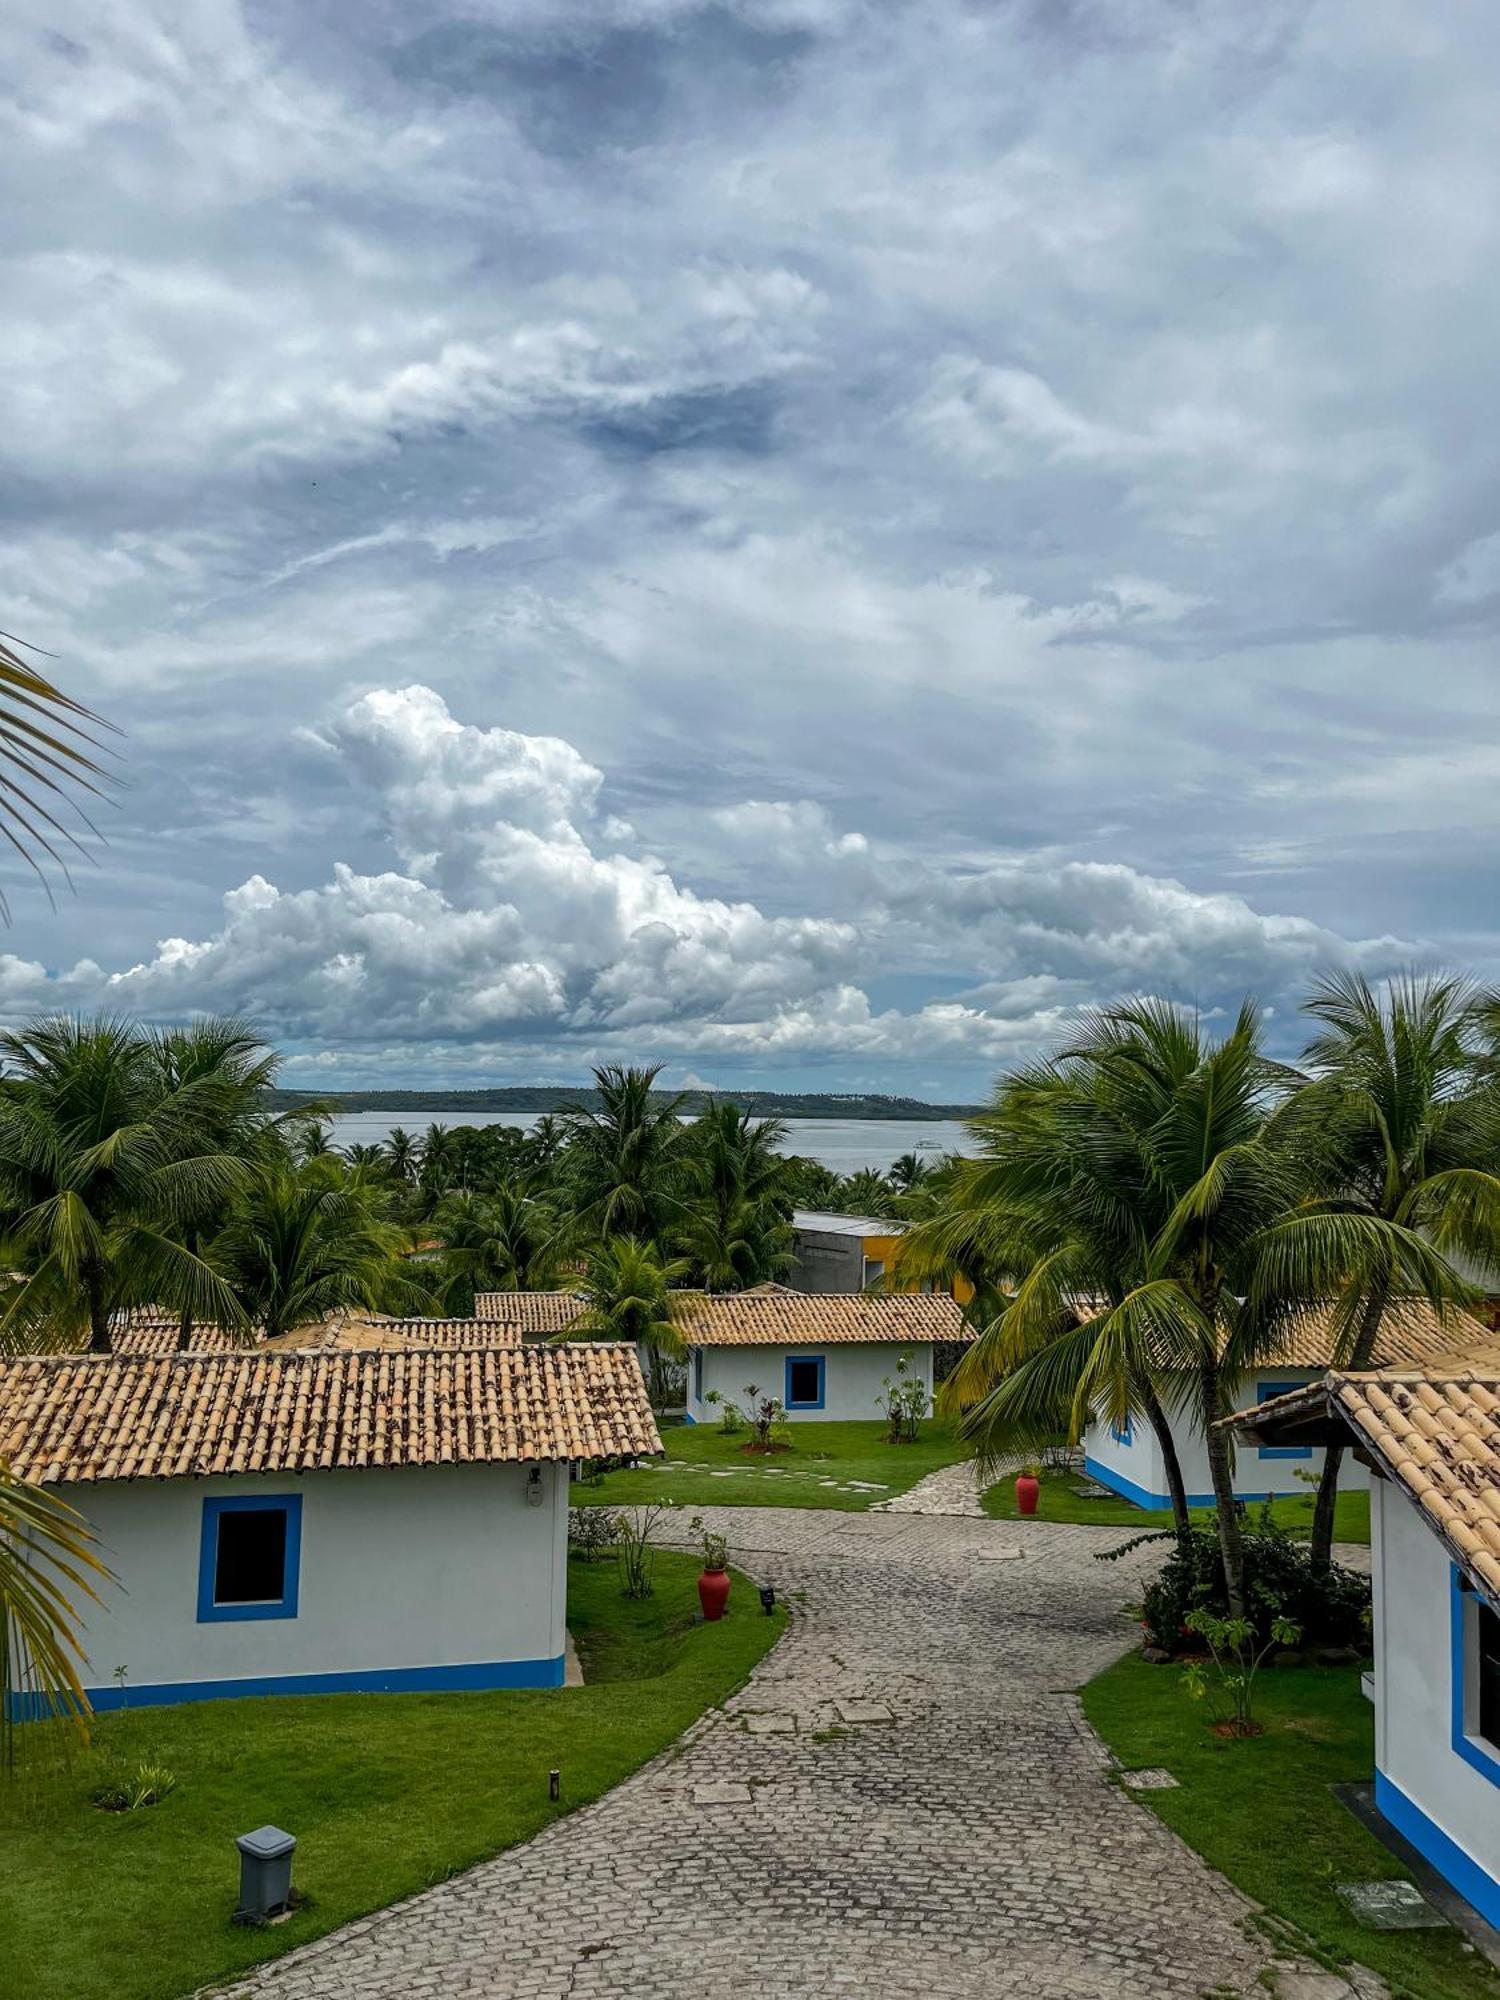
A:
[1015, 1472, 1040, 1517]
[698, 1568, 731, 1621]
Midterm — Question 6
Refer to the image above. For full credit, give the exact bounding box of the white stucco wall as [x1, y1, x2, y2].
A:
[684, 1341, 933, 1424]
[1083, 1368, 1370, 1508]
[61, 1459, 569, 1706]
[1370, 1479, 1500, 1919]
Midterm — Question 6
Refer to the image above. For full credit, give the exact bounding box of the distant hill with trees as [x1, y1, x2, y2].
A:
[264, 1087, 982, 1121]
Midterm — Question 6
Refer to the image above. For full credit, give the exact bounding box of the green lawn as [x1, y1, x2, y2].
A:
[1083, 1654, 1499, 2000]
[575, 1416, 970, 1512]
[3, 1552, 784, 2000]
[980, 1466, 1372, 1544]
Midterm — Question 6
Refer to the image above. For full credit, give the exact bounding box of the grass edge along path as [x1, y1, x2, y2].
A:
[981, 1465, 1372, 1545]
[4, 1551, 785, 2000]
[574, 1415, 971, 1513]
[1082, 1651, 1500, 2000]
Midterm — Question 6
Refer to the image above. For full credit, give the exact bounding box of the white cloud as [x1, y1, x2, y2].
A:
[0, 686, 1416, 1075]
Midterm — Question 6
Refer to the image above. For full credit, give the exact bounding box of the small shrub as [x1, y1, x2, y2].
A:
[1181, 1607, 1301, 1737]
[876, 1351, 931, 1443]
[568, 1508, 620, 1562]
[1129, 1509, 1370, 1654]
[741, 1385, 790, 1451]
[689, 1513, 729, 1571]
[612, 1501, 673, 1599]
[93, 1762, 177, 1813]
[704, 1390, 745, 1435]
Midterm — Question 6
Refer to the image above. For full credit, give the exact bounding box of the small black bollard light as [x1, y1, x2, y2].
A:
[548, 1768, 561, 1802]
[758, 1584, 777, 1616]
[234, 1825, 297, 1925]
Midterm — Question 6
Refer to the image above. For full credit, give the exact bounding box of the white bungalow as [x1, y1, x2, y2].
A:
[1234, 1362, 1500, 1930]
[676, 1284, 969, 1424]
[1083, 1299, 1490, 1511]
[0, 1341, 658, 1711]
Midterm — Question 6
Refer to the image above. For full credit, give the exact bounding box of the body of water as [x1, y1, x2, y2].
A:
[324, 1110, 971, 1175]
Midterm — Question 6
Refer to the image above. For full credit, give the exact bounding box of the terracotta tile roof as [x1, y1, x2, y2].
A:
[102, 1316, 523, 1357]
[1264, 1297, 1493, 1369]
[474, 1291, 587, 1332]
[674, 1287, 969, 1347]
[0, 1343, 660, 1485]
[1230, 1368, 1500, 1605]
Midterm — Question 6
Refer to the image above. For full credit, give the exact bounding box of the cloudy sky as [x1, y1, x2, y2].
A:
[3, 0, 1498, 1097]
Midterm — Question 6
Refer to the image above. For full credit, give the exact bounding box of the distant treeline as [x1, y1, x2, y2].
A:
[263, 1086, 982, 1121]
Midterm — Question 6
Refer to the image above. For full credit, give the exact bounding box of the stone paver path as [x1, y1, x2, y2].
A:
[873, 1456, 988, 1515]
[217, 1508, 1344, 2000]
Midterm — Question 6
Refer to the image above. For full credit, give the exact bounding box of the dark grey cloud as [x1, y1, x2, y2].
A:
[0, 0, 1496, 1089]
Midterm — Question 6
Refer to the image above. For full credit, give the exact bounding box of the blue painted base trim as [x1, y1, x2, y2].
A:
[681, 1411, 698, 1425]
[1081, 1457, 1293, 1512]
[41, 1654, 567, 1715]
[1376, 1770, 1500, 1930]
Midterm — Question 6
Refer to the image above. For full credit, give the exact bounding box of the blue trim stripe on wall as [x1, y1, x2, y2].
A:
[197, 1492, 303, 1623]
[17, 1654, 569, 1718]
[1082, 1455, 1287, 1513]
[1375, 1770, 1500, 1932]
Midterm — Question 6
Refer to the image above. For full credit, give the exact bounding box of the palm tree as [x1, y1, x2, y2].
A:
[144, 1017, 284, 1348]
[890, 1151, 933, 1194]
[564, 1065, 688, 1245]
[833, 1167, 900, 1219]
[677, 1101, 794, 1291]
[0, 1016, 249, 1352]
[934, 1001, 1459, 1614]
[214, 1156, 433, 1339]
[342, 1142, 391, 1177]
[295, 1119, 333, 1163]
[1288, 971, 1500, 1569]
[433, 1184, 575, 1306]
[1, 1469, 110, 1770]
[384, 1127, 419, 1184]
[0, 632, 117, 924]
[571, 1235, 688, 1405]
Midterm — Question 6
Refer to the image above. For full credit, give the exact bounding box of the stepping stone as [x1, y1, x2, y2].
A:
[1070, 1481, 1112, 1499]
[692, 1781, 752, 1805]
[835, 1700, 894, 1725]
[743, 1713, 796, 1735]
[1336, 1880, 1449, 1930]
[1119, 1767, 1178, 1790]
[969, 1545, 1023, 1561]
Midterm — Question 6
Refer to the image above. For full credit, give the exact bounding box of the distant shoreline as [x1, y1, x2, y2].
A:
[268, 1088, 983, 1122]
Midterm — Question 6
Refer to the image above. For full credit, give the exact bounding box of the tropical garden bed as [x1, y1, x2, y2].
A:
[574, 1416, 970, 1512]
[980, 1466, 1372, 1545]
[4, 1551, 784, 2000]
[1083, 1653, 1500, 2000]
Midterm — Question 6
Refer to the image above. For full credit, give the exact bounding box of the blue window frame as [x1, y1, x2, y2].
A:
[784, 1353, 825, 1410]
[692, 1347, 703, 1401]
[1256, 1381, 1311, 1459]
[1452, 1567, 1500, 1788]
[1109, 1413, 1133, 1447]
[198, 1493, 302, 1623]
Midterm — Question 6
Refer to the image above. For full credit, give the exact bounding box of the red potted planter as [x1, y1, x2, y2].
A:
[1015, 1470, 1040, 1517]
[698, 1567, 731, 1621]
[693, 1518, 731, 1621]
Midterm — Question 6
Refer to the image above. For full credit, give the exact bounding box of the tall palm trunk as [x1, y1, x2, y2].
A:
[1140, 1378, 1191, 1537]
[1199, 1359, 1246, 1618]
[86, 1269, 111, 1355]
[1309, 1277, 1390, 1573]
[176, 1227, 199, 1351]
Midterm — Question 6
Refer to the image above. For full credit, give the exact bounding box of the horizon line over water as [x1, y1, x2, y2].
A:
[326, 1110, 971, 1176]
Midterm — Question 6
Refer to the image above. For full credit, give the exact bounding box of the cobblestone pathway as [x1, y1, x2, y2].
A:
[874, 1456, 987, 1514]
[217, 1509, 1323, 2000]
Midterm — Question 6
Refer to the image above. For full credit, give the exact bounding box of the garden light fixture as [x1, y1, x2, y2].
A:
[759, 1585, 776, 1616]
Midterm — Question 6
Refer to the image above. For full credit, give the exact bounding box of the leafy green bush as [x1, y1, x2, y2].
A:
[1128, 1510, 1370, 1653]
[568, 1509, 620, 1562]
[92, 1762, 177, 1813]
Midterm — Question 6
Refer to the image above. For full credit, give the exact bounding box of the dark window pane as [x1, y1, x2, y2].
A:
[788, 1360, 821, 1404]
[215, 1508, 288, 1605]
[1478, 1600, 1500, 1746]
